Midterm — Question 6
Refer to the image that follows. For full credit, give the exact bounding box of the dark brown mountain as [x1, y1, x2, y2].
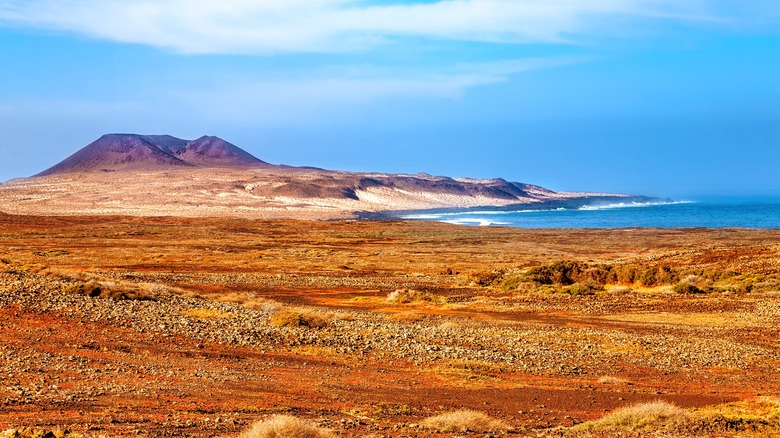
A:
[36, 134, 267, 176]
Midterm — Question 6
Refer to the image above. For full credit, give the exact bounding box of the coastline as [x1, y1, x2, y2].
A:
[359, 194, 670, 221]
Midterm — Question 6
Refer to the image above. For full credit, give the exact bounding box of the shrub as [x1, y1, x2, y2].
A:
[269, 308, 328, 328]
[574, 400, 689, 433]
[239, 415, 334, 438]
[526, 261, 582, 286]
[421, 410, 508, 433]
[523, 261, 681, 288]
[673, 282, 706, 294]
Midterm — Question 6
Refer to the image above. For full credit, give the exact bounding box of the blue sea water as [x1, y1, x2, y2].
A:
[401, 197, 780, 229]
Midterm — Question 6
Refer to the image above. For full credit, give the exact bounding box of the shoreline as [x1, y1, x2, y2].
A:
[359, 194, 669, 220]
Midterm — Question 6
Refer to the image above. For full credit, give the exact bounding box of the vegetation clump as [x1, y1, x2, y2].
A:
[573, 400, 689, 433]
[62, 281, 155, 301]
[239, 415, 334, 438]
[474, 259, 780, 295]
[421, 410, 509, 433]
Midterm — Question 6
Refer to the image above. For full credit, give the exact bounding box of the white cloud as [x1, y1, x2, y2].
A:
[1, 0, 774, 54]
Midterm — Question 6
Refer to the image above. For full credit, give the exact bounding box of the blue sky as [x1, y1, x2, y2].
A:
[1, 1, 779, 198]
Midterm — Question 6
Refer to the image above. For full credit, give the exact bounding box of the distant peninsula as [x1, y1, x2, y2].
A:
[0, 134, 661, 219]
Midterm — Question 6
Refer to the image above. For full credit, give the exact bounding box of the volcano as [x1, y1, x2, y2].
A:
[36, 134, 266, 176]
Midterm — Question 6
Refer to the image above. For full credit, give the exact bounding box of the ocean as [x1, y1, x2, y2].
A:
[401, 197, 780, 229]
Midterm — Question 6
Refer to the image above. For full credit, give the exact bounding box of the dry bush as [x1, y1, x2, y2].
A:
[238, 415, 334, 438]
[62, 281, 156, 301]
[386, 289, 433, 304]
[598, 375, 631, 385]
[269, 308, 328, 328]
[574, 400, 689, 433]
[421, 410, 508, 433]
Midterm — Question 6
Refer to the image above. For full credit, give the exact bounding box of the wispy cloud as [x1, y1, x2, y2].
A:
[0, 57, 584, 126]
[1, 0, 775, 54]
[169, 56, 587, 123]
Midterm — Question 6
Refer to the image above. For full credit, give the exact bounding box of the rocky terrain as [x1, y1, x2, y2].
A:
[1, 215, 779, 436]
[0, 134, 654, 219]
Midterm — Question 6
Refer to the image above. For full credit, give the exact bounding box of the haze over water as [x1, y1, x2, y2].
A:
[403, 197, 780, 229]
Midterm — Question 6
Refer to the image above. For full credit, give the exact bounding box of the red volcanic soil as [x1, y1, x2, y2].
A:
[1, 216, 779, 436]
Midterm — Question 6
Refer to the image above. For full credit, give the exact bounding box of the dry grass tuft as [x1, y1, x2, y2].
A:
[607, 285, 633, 295]
[598, 375, 631, 385]
[238, 415, 334, 438]
[694, 396, 780, 423]
[242, 298, 281, 312]
[181, 308, 236, 320]
[386, 289, 433, 304]
[421, 410, 509, 433]
[213, 293, 281, 313]
[574, 400, 688, 433]
[269, 308, 329, 328]
[214, 292, 248, 304]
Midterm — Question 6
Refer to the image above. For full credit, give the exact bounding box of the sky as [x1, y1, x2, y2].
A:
[1, 0, 779, 198]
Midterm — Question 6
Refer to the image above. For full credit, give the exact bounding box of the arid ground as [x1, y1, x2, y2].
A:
[1, 214, 779, 436]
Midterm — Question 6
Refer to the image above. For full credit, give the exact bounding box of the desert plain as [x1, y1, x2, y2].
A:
[1, 214, 780, 437]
